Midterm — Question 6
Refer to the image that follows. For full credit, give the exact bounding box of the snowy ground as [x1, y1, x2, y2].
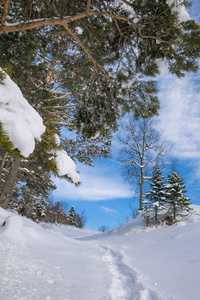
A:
[0, 206, 200, 300]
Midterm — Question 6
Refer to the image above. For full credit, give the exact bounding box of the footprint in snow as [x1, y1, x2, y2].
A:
[100, 245, 175, 300]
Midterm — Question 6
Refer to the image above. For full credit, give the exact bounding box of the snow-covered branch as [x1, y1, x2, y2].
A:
[0, 69, 45, 157]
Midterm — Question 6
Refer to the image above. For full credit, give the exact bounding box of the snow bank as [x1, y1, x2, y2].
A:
[0, 209, 109, 300]
[0, 207, 14, 223]
[0, 206, 199, 300]
[0, 215, 24, 244]
[0, 69, 45, 157]
[83, 205, 200, 300]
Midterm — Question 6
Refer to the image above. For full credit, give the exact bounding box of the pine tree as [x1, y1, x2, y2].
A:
[68, 206, 85, 228]
[165, 170, 191, 222]
[15, 186, 49, 222]
[143, 165, 166, 225]
[69, 206, 77, 227]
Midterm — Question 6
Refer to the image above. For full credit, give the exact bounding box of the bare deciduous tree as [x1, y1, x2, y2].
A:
[119, 117, 166, 209]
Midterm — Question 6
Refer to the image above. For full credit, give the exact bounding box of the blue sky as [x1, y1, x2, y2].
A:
[52, 0, 200, 230]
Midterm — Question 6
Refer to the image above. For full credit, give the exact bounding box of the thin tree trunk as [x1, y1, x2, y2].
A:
[155, 206, 158, 225]
[0, 155, 12, 192]
[139, 168, 144, 209]
[173, 202, 176, 221]
[0, 157, 21, 209]
[0, 151, 8, 180]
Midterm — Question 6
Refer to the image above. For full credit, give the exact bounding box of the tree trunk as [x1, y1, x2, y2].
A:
[155, 206, 158, 225]
[0, 156, 12, 192]
[0, 151, 8, 181]
[173, 202, 176, 221]
[139, 168, 144, 209]
[0, 157, 21, 209]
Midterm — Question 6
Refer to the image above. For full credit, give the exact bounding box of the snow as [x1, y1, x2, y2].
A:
[155, 58, 169, 75]
[0, 69, 45, 157]
[76, 27, 83, 35]
[54, 149, 80, 183]
[0, 72, 79, 182]
[53, 134, 80, 183]
[167, 0, 191, 22]
[0, 205, 200, 300]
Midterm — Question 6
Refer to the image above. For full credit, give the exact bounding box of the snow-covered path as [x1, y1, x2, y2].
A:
[0, 238, 172, 300]
[100, 244, 167, 300]
[0, 206, 200, 300]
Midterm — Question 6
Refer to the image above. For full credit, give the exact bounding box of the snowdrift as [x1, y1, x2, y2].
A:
[0, 206, 200, 300]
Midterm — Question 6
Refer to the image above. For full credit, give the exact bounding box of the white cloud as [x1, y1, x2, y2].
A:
[52, 163, 133, 201]
[157, 72, 200, 160]
[100, 206, 121, 216]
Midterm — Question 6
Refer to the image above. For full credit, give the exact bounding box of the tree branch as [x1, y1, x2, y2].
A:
[0, 11, 96, 34]
[1, 0, 10, 26]
[62, 23, 118, 87]
[51, 104, 79, 110]
[0, 8, 179, 49]
[86, 0, 92, 14]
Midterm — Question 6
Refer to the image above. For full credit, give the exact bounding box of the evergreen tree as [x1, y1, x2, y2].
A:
[143, 165, 166, 225]
[165, 170, 191, 222]
[69, 206, 77, 227]
[68, 205, 85, 228]
[14, 186, 49, 222]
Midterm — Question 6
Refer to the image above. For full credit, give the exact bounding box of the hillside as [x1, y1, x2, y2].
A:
[0, 205, 200, 300]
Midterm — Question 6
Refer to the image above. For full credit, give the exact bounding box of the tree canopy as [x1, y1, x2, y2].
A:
[1, 1, 200, 152]
[0, 0, 200, 137]
[0, 0, 200, 209]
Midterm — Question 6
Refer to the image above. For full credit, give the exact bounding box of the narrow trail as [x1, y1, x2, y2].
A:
[99, 245, 175, 300]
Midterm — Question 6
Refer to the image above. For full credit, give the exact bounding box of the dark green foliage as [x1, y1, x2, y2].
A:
[0, 126, 16, 154]
[142, 167, 192, 227]
[69, 206, 77, 227]
[165, 169, 191, 221]
[143, 165, 166, 225]
[69, 205, 85, 228]
[11, 186, 49, 222]
[1, 0, 200, 151]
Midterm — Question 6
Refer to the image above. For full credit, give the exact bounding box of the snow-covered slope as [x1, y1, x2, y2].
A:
[0, 206, 200, 300]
